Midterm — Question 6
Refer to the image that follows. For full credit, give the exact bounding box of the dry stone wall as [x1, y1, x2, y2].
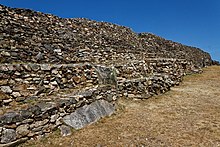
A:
[0, 4, 213, 66]
[0, 63, 117, 146]
[116, 58, 193, 99]
[0, 58, 194, 146]
[139, 33, 212, 67]
[0, 63, 100, 106]
[0, 4, 215, 146]
[0, 58, 197, 145]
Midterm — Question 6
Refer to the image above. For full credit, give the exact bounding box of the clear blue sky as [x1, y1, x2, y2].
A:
[1, 0, 220, 61]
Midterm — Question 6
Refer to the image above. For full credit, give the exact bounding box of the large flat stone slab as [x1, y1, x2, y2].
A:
[62, 100, 115, 130]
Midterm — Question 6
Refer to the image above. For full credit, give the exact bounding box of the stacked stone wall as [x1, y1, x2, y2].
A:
[0, 4, 214, 146]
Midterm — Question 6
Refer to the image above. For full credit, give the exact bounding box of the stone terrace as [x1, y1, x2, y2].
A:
[0, 4, 215, 146]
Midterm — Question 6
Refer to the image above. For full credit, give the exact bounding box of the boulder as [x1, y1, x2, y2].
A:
[63, 100, 115, 129]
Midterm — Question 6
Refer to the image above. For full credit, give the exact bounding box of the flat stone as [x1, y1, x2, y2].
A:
[128, 94, 135, 98]
[13, 84, 28, 91]
[14, 71, 21, 76]
[54, 49, 62, 53]
[0, 137, 28, 147]
[0, 86, 12, 94]
[63, 100, 115, 130]
[1, 129, 16, 144]
[0, 112, 22, 124]
[16, 124, 30, 137]
[0, 80, 8, 86]
[52, 69, 58, 74]
[50, 114, 59, 123]
[30, 119, 49, 129]
[27, 105, 42, 116]
[40, 64, 52, 71]
[2, 99, 13, 104]
[37, 102, 56, 113]
[72, 76, 81, 84]
[29, 64, 40, 71]
[0, 91, 10, 100]
[59, 125, 72, 136]
[50, 81, 58, 86]
[11, 92, 21, 98]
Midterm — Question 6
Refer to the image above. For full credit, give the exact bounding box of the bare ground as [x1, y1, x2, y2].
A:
[21, 66, 220, 147]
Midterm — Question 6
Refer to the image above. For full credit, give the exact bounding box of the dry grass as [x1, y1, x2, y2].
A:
[20, 66, 220, 147]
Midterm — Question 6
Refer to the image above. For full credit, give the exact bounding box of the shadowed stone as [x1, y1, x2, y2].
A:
[0, 137, 28, 147]
[0, 112, 22, 125]
[63, 100, 115, 130]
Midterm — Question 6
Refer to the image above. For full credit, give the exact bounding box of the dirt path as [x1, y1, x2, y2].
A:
[22, 66, 220, 147]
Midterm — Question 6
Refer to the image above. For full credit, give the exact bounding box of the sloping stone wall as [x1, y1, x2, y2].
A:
[0, 63, 100, 106]
[0, 4, 213, 67]
[0, 4, 215, 146]
[0, 88, 117, 145]
[117, 58, 192, 99]
[139, 33, 212, 67]
[0, 64, 117, 145]
[0, 59, 195, 146]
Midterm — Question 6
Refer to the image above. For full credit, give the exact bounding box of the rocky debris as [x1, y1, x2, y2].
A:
[63, 100, 115, 130]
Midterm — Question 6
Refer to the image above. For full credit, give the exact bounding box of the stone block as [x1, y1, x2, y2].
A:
[1, 129, 16, 144]
[63, 100, 115, 130]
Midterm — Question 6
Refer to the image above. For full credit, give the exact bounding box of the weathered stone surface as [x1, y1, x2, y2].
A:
[0, 137, 28, 147]
[36, 102, 56, 113]
[27, 105, 42, 116]
[95, 66, 117, 86]
[0, 86, 12, 94]
[50, 114, 59, 123]
[30, 119, 49, 129]
[11, 92, 21, 98]
[13, 84, 28, 92]
[0, 112, 22, 125]
[0, 5, 212, 66]
[63, 100, 115, 129]
[1, 129, 16, 144]
[0, 80, 8, 86]
[0, 91, 10, 100]
[40, 64, 52, 71]
[0, 3, 215, 146]
[59, 125, 72, 136]
[16, 124, 30, 137]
